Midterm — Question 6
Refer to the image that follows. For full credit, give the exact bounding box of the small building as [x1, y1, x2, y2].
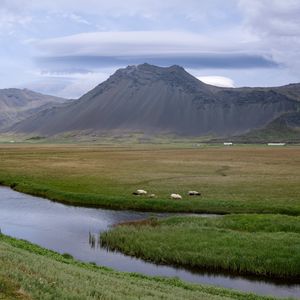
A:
[267, 143, 286, 146]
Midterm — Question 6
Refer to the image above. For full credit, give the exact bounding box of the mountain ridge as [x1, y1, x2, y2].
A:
[5, 64, 300, 137]
[225, 112, 300, 143]
[0, 88, 68, 129]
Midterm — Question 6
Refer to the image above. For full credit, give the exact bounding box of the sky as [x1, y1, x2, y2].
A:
[0, 0, 300, 98]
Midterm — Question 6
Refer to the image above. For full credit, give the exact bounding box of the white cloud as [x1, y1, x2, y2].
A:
[61, 13, 91, 25]
[1, 0, 300, 96]
[197, 76, 235, 87]
[23, 70, 111, 98]
[238, 0, 300, 73]
[57, 72, 108, 98]
[32, 30, 262, 57]
[0, 9, 32, 32]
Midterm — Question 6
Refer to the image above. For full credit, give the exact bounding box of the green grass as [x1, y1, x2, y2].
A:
[0, 276, 30, 300]
[0, 234, 276, 300]
[230, 116, 300, 144]
[0, 144, 299, 298]
[101, 214, 300, 279]
[0, 144, 299, 215]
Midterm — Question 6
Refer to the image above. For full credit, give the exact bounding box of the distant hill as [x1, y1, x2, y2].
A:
[5, 64, 300, 137]
[273, 83, 300, 102]
[0, 88, 67, 129]
[228, 112, 300, 143]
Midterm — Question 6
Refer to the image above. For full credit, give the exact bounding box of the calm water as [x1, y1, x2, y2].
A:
[0, 187, 299, 299]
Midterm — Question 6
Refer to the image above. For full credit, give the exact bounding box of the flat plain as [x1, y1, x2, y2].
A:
[0, 144, 299, 214]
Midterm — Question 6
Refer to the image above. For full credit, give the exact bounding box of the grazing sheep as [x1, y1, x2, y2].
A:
[137, 189, 147, 195]
[170, 193, 182, 200]
[188, 191, 201, 196]
[133, 189, 147, 195]
[148, 194, 156, 198]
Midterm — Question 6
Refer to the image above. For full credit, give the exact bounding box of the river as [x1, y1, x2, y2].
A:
[0, 187, 299, 298]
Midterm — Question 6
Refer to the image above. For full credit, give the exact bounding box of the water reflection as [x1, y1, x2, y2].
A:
[89, 232, 101, 249]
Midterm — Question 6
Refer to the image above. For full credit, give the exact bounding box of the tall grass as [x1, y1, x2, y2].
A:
[101, 214, 300, 279]
[0, 234, 275, 300]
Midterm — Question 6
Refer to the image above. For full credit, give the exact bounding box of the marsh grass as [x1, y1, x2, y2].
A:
[0, 234, 275, 300]
[0, 276, 30, 300]
[101, 214, 300, 279]
[0, 144, 299, 214]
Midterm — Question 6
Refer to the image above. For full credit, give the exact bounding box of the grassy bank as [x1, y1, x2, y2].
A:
[101, 214, 300, 279]
[0, 144, 299, 214]
[0, 234, 276, 300]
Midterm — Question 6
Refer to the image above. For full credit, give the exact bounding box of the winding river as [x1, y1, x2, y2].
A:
[0, 187, 299, 298]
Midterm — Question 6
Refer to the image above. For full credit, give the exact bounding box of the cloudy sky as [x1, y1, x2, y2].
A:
[1, 0, 300, 98]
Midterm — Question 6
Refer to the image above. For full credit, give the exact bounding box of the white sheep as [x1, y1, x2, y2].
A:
[137, 189, 147, 195]
[133, 189, 148, 195]
[188, 191, 201, 196]
[170, 193, 182, 200]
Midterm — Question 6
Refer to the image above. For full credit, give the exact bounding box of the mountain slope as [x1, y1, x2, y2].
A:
[229, 112, 300, 143]
[274, 83, 300, 102]
[7, 64, 300, 136]
[0, 88, 67, 129]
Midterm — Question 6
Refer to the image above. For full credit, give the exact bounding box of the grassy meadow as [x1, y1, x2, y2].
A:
[0, 234, 276, 300]
[0, 144, 299, 214]
[0, 144, 299, 299]
[101, 214, 300, 279]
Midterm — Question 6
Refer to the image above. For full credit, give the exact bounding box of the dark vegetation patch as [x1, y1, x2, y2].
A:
[101, 214, 300, 279]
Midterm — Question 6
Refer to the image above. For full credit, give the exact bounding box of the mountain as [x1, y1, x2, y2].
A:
[0, 88, 67, 129]
[273, 83, 300, 102]
[6, 64, 300, 137]
[228, 112, 300, 143]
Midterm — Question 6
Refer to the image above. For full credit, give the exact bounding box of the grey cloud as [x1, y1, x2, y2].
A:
[32, 30, 278, 71]
[239, 0, 300, 74]
[36, 53, 278, 70]
[32, 31, 247, 56]
[239, 0, 300, 37]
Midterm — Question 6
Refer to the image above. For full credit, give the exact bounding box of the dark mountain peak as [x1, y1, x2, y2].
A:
[136, 63, 185, 73]
[104, 63, 205, 95]
[283, 83, 300, 88]
[137, 62, 158, 70]
[167, 64, 185, 72]
[137, 63, 188, 76]
[113, 63, 188, 78]
[82, 63, 216, 107]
